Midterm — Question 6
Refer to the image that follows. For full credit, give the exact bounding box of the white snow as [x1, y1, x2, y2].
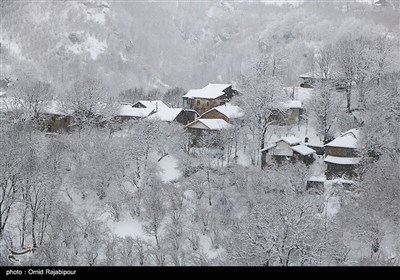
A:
[283, 100, 302, 109]
[202, 103, 244, 119]
[280, 136, 302, 146]
[185, 119, 232, 130]
[284, 86, 314, 102]
[260, 143, 277, 152]
[324, 155, 361, 165]
[147, 108, 182, 122]
[308, 175, 326, 182]
[325, 128, 360, 149]
[133, 100, 169, 111]
[41, 100, 73, 115]
[236, 149, 252, 167]
[183, 83, 231, 99]
[154, 79, 171, 89]
[0, 92, 6, 97]
[118, 104, 154, 117]
[87, 11, 106, 24]
[107, 214, 147, 238]
[290, 144, 316, 156]
[183, 89, 203, 99]
[120, 52, 128, 62]
[67, 35, 107, 60]
[326, 195, 340, 218]
[158, 154, 182, 182]
[0, 97, 21, 112]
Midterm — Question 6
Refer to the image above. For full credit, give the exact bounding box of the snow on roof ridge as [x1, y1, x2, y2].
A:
[276, 136, 302, 146]
[324, 155, 361, 165]
[282, 100, 302, 109]
[185, 118, 232, 130]
[118, 105, 154, 117]
[183, 83, 232, 99]
[201, 103, 244, 119]
[290, 144, 316, 156]
[134, 100, 169, 110]
[147, 108, 183, 122]
[325, 128, 360, 148]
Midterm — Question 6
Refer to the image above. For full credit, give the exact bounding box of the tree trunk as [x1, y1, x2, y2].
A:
[346, 82, 352, 113]
[31, 213, 37, 248]
[260, 128, 267, 169]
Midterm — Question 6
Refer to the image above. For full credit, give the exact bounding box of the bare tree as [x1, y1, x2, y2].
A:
[305, 82, 342, 144]
[227, 193, 345, 266]
[238, 57, 285, 167]
[162, 87, 185, 108]
[142, 183, 166, 250]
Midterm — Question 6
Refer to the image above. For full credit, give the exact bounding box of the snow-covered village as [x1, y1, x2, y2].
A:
[0, 0, 399, 268]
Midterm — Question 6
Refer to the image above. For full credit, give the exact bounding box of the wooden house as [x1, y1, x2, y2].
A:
[184, 118, 232, 146]
[261, 136, 316, 166]
[299, 71, 346, 90]
[147, 108, 198, 125]
[114, 103, 156, 123]
[281, 100, 302, 125]
[200, 103, 244, 124]
[324, 128, 361, 179]
[182, 84, 237, 115]
[132, 100, 169, 111]
[39, 101, 73, 133]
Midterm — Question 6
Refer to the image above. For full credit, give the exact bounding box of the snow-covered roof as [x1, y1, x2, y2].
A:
[133, 100, 168, 110]
[325, 128, 360, 149]
[147, 108, 183, 122]
[290, 144, 316, 156]
[41, 101, 73, 115]
[299, 70, 340, 80]
[324, 155, 361, 165]
[183, 89, 203, 99]
[183, 83, 232, 99]
[282, 100, 302, 109]
[185, 118, 232, 130]
[118, 104, 154, 118]
[202, 103, 244, 119]
[260, 143, 277, 152]
[308, 176, 326, 182]
[277, 136, 302, 146]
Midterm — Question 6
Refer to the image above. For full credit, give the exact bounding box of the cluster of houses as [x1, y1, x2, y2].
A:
[0, 79, 361, 187]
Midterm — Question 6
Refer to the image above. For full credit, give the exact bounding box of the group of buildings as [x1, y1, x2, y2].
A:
[0, 78, 361, 187]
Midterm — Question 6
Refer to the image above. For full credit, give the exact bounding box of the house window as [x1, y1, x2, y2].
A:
[206, 101, 209, 106]
[220, 101, 224, 105]
[346, 151, 352, 157]
[197, 100, 200, 106]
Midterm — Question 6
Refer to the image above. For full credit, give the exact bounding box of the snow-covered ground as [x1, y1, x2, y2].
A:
[158, 154, 182, 182]
[107, 214, 148, 239]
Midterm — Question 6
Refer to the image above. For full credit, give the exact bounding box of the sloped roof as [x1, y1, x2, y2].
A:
[185, 118, 232, 130]
[202, 103, 244, 119]
[277, 136, 302, 146]
[147, 108, 183, 122]
[325, 128, 360, 149]
[282, 100, 302, 109]
[299, 70, 340, 80]
[290, 144, 316, 156]
[133, 100, 168, 110]
[260, 143, 277, 152]
[183, 83, 232, 99]
[324, 155, 361, 165]
[41, 100, 74, 115]
[118, 104, 154, 117]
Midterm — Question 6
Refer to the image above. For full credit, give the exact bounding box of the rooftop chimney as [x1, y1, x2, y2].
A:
[305, 137, 309, 143]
